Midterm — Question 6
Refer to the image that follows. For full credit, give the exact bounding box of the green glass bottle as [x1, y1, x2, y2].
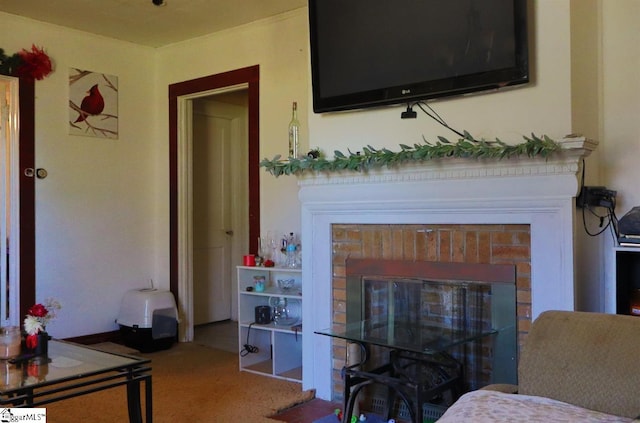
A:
[288, 101, 299, 158]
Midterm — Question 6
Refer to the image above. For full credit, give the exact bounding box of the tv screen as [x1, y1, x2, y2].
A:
[309, 0, 529, 113]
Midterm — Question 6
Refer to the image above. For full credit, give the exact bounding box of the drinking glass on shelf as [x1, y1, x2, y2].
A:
[267, 231, 279, 265]
[256, 237, 265, 266]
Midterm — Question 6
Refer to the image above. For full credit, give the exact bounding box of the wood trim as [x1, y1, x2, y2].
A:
[168, 86, 178, 299]
[168, 65, 260, 306]
[63, 330, 122, 345]
[246, 73, 260, 253]
[19, 78, 36, 320]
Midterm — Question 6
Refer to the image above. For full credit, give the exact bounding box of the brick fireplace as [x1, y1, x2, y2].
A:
[331, 224, 523, 400]
[299, 137, 596, 399]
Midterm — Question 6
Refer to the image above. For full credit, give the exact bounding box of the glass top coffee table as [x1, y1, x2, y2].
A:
[0, 340, 152, 422]
[316, 318, 498, 354]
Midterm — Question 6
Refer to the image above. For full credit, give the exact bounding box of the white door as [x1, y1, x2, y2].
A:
[192, 98, 247, 325]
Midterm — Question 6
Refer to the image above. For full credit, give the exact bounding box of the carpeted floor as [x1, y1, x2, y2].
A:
[43, 342, 314, 422]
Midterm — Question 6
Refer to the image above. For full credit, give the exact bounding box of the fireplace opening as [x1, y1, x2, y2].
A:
[334, 258, 517, 416]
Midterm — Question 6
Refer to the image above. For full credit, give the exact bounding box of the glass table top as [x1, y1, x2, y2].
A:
[315, 318, 499, 355]
[0, 340, 149, 393]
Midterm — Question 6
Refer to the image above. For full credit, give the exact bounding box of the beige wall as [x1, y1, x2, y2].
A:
[153, 9, 310, 288]
[308, 2, 574, 154]
[0, 12, 157, 337]
[601, 1, 640, 312]
[0, 0, 638, 337]
[601, 1, 640, 214]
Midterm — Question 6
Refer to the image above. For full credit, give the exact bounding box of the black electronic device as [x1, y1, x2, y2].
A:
[255, 305, 271, 324]
[576, 186, 617, 209]
[618, 207, 640, 238]
[308, 0, 529, 113]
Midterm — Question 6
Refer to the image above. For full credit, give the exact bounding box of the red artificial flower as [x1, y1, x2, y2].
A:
[14, 45, 52, 81]
[27, 303, 49, 318]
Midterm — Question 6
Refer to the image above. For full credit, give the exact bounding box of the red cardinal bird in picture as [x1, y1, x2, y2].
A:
[74, 84, 105, 123]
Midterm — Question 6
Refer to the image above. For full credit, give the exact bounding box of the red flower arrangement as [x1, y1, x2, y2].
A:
[23, 298, 61, 349]
[0, 44, 53, 81]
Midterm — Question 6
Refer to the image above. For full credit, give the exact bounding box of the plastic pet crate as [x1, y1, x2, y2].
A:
[117, 288, 178, 352]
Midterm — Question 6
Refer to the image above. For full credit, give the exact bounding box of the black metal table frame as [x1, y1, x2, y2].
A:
[340, 343, 463, 423]
[1, 358, 152, 423]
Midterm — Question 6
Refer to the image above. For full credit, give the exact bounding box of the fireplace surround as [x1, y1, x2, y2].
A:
[299, 137, 596, 398]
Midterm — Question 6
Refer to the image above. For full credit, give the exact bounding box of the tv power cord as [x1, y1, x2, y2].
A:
[401, 101, 466, 139]
[240, 322, 259, 357]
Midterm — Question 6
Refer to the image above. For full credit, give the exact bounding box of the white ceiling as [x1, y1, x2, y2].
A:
[0, 0, 307, 48]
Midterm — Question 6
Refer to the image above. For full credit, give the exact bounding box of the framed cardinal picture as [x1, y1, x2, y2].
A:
[69, 68, 118, 139]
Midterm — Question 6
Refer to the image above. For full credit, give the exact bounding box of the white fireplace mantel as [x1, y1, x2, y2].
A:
[298, 137, 596, 398]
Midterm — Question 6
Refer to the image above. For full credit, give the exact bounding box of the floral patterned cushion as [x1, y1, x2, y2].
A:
[437, 390, 634, 423]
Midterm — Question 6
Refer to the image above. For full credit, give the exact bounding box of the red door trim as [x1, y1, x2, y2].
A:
[168, 66, 260, 306]
[19, 78, 36, 318]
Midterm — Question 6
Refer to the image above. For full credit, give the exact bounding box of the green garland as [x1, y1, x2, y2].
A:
[260, 132, 560, 177]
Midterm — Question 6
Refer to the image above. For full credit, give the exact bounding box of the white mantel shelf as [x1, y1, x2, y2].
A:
[298, 136, 597, 187]
[298, 136, 597, 398]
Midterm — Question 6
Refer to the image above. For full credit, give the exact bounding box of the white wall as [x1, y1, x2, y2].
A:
[0, 12, 157, 338]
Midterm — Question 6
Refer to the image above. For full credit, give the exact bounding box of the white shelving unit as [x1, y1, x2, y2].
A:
[237, 266, 302, 382]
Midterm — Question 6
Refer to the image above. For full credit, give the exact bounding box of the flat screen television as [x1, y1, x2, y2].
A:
[308, 0, 529, 113]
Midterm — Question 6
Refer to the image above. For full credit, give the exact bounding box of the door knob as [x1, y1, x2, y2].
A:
[23, 168, 48, 179]
[225, 230, 234, 236]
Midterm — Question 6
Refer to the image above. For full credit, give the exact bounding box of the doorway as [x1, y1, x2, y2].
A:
[192, 94, 248, 325]
[169, 66, 260, 342]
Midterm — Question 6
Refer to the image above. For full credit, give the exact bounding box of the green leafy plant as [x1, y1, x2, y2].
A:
[260, 132, 560, 177]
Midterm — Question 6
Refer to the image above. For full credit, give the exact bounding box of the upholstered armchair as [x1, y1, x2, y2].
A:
[437, 310, 640, 422]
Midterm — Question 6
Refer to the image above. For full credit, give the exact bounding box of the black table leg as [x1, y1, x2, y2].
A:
[145, 375, 153, 423]
[127, 375, 144, 423]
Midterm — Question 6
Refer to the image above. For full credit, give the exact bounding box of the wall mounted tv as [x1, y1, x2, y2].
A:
[308, 0, 529, 113]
